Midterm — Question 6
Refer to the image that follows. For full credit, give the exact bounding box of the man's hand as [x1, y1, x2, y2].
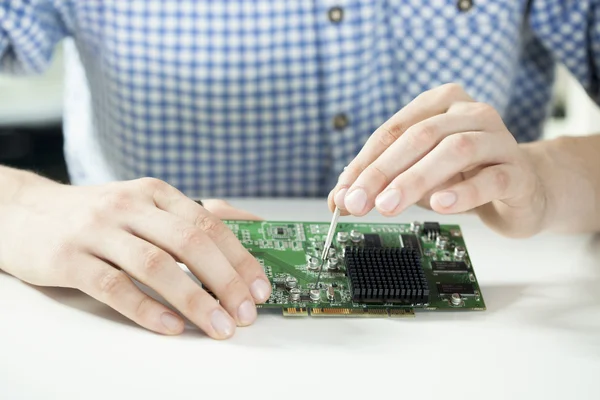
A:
[0, 174, 271, 339]
[328, 83, 548, 238]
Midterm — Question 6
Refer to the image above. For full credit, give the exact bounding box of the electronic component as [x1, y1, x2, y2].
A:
[345, 247, 430, 304]
[285, 276, 297, 289]
[289, 288, 301, 301]
[310, 289, 321, 302]
[450, 293, 463, 306]
[327, 286, 335, 301]
[431, 260, 469, 273]
[350, 230, 364, 243]
[222, 219, 485, 317]
[271, 225, 291, 239]
[437, 283, 475, 296]
[423, 222, 441, 238]
[454, 246, 466, 260]
[337, 231, 349, 243]
[328, 256, 339, 270]
[363, 234, 382, 247]
[400, 234, 421, 252]
[410, 221, 422, 233]
[308, 257, 319, 270]
[435, 235, 448, 249]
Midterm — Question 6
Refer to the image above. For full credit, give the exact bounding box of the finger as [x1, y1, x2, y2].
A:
[85, 230, 239, 338]
[343, 111, 487, 216]
[430, 164, 521, 214]
[126, 208, 259, 328]
[415, 176, 464, 211]
[201, 199, 264, 221]
[327, 188, 352, 216]
[375, 131, 508, 216]
[72, 254, 185, 336]
[331, 83, 472, 209]
[146, 185, 271, 303]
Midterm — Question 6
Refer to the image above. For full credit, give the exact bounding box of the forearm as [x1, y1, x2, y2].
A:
[523, 134, 600, 234]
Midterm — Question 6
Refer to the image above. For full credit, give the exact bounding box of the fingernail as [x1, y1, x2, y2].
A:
[237, 299, 257, 325]
[161, 312, 183, 333]
[250, 279, 271, 302]
[436, 191, 457, 208]
[345, 188, 367, 214]
[376, 189, 402, 213]
[334, 188, 348, 209]
[211, 309, 235, 338]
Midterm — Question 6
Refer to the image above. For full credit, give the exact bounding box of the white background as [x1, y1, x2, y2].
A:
[1, 200, 599, 400]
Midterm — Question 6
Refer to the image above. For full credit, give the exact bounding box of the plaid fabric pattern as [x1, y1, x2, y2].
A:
[2, 0, 599, 198]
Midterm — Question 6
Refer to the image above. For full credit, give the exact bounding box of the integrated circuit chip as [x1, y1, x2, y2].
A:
[363, 234, 382, 247]
[437, 283, 475, 296]
[423, 222, 441, 237]
[400, 234, 421, 253]
[431, 260, 469, 273]
[345, 247, 430, 304]
[271, 225, 291, 239]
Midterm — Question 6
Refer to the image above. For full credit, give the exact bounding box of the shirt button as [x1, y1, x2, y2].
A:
[333, 113, 349, 130]
[328, 7, 344, 23]
[457, 0, 473, 12]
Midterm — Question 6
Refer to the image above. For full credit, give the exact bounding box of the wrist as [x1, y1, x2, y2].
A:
[521, 135, 598, 234]
[521, 139, 560, 233]
[0, 166, 55, 206]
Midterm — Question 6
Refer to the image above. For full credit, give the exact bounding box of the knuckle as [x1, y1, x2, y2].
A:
[222, 274, 244, 294]
[140, 247, 168, 276]
[367, 164, 392, 184]
[446, 134, 475, 157]
[99, 270, 128, 298]
[405, 124, 436, 151]
[339, 163, 364, 184]
[404, 171, 427, 194]
[138, 177, 167, 192]
[493, 169, 510, 195]
[134, 296, 154, 320]
[438, 83, 464, 100]
[180, 226, 205, 249]
[471, 102, 497, 118]
[464, 181, 481, 204]
[376, 124, 403, 148]
[194, 214, 228, 239]
[183, 291, 206, 315]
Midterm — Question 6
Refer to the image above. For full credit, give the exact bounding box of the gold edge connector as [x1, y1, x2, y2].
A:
[389, 309, 415, 318]
[282, 307, 308, 316]
[349, 308, 389, 317]
[309, 308, 352, 316]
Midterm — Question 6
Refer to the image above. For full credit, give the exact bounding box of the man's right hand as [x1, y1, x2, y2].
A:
[0, 172, 271, 339]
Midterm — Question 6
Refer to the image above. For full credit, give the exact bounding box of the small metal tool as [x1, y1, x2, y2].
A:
[314, 207, 341, 288]
[321, 206, 341, 262]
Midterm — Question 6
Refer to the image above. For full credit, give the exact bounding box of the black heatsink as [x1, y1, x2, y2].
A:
[345, 247, 430, 304]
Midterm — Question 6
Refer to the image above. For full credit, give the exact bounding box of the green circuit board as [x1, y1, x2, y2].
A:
[219, 220, 486, 317]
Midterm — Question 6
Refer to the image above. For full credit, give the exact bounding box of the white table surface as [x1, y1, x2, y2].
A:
[1, 198, 599, 399]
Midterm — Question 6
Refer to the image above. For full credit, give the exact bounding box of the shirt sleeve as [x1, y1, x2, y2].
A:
[0, 0, 72, 75]
[529, 0, 600, 103]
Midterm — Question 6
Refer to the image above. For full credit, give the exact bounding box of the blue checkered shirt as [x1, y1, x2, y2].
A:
[1, 1, 599, 198]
